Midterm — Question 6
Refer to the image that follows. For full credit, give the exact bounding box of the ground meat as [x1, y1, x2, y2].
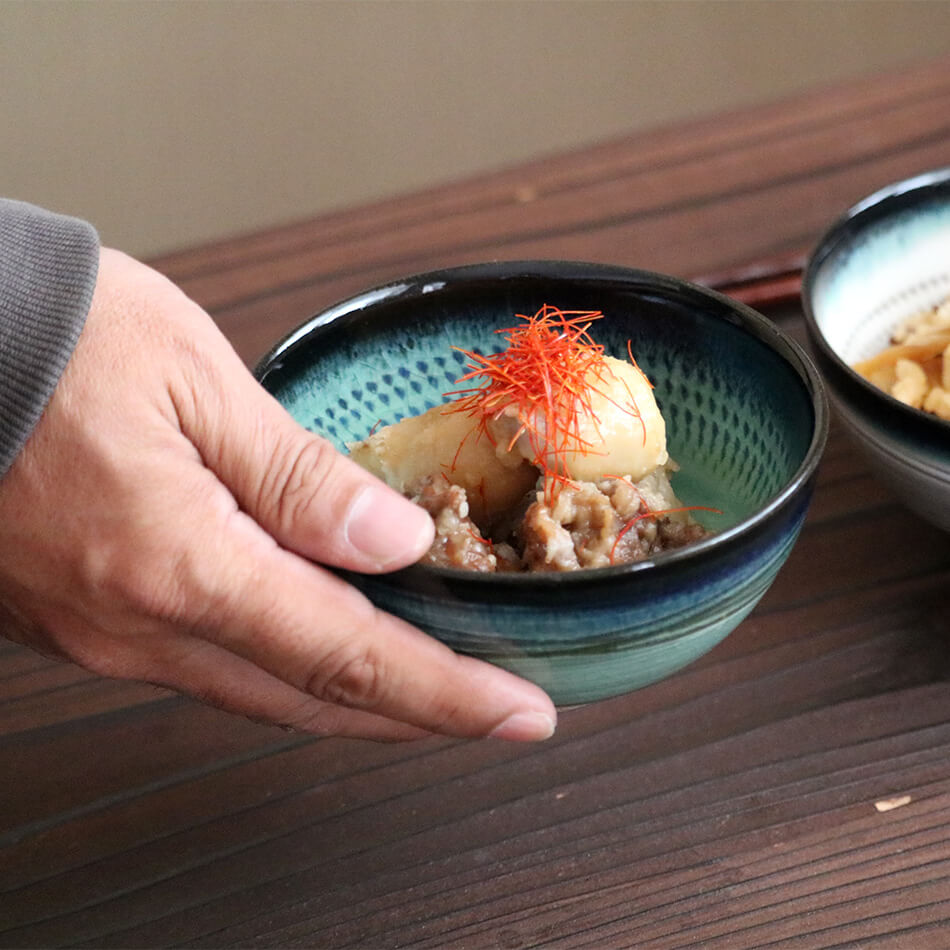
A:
[520, 501, 581, 571]
[410, 476, 497, 572]
[522, 479, 650, 571]
[410, 472, 710, 573]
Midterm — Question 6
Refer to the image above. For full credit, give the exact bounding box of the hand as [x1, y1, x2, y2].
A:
[0, 248, 556, 742]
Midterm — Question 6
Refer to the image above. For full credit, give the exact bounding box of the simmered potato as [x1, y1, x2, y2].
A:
[486, 355, 667, 483]
[348, 404, 537, 529]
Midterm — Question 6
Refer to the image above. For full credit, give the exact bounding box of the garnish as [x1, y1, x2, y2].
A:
[465, 524, 493, 552]
[445, 304, 648, 500]
[609, 505, 721, 564]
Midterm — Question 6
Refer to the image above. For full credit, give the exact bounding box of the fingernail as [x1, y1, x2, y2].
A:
[489, 711, 557, 742]
[346, 484, 433, 568]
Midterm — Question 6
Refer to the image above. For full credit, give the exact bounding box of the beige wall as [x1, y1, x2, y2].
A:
[3, 0, 949, 258]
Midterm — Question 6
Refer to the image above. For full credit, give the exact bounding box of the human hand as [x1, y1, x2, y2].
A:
[0, 248, 556, 742]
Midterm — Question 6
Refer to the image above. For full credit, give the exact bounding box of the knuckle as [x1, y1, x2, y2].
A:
[79, 499, 224, 630]
[266, 434, 339, 534]
[90, 532, 192, 622]
[304, 638, 388, 710]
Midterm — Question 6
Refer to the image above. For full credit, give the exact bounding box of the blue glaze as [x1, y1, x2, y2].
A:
[257, 261, 827, 705]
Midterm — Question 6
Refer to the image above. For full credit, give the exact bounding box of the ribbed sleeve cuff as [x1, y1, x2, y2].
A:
[0, 199, 100, 478]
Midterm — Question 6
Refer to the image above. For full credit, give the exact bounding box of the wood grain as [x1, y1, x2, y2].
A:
[3, 57, 950, 948]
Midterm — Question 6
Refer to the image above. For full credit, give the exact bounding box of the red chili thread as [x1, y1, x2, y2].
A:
[465, 524, 494, 553]
[445, 305, 649, 504]
[609, 505, 722, 564]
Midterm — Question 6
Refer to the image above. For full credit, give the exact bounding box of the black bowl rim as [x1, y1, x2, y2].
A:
[255, 259, 829, 589]
[801, 166, 950, 445]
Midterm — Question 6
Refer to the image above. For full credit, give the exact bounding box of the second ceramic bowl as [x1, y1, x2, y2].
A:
[803, 167, 950, 532]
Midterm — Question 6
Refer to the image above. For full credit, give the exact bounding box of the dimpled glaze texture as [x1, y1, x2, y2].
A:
[262, 272, 821, 704]
[279, 312, 803, 529]
[290, 333, 470, 448]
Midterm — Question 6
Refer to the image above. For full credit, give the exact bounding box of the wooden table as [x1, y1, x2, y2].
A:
[4, 58, 950, 949]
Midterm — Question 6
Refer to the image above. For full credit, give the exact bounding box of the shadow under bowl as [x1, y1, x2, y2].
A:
[256, 261, 827, 705]
[802, 167, 950, 532]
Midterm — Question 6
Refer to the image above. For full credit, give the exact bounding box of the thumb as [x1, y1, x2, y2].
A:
[179, 344, 434, 573]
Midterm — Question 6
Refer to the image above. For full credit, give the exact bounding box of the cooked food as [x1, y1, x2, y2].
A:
[853, 295, 950, 419]
[518, 470, 707, 572]
[349, 305, 713, 571]
[348, 400, 537, 532]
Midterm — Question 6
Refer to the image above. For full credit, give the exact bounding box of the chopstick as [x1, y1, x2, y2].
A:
[696, 251, 806, 311]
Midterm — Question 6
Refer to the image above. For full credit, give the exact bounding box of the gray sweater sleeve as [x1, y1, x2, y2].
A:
[0, 199, 100, 478]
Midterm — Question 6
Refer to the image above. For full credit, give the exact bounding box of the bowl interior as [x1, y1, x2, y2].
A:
[807, 174, 950, 364]
[259, 266, 817, 538]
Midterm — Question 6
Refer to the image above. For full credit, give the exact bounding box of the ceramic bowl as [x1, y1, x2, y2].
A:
[802, 167, 950, 532]
[256, 261, 827, 705]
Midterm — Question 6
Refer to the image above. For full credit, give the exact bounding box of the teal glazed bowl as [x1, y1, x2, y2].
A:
[256, 261, 827, 705]
[802, 168, 950, 532]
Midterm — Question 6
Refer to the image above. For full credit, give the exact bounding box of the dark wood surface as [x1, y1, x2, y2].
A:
[4, 58, 950, 949]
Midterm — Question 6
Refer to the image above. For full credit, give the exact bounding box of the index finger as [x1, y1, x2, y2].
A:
[188, 505, 557, 742]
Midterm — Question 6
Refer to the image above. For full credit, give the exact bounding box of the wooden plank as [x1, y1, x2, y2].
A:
[150, 57, 950, 285]
[190, 126, 950, 368]
[24, 690, 949, 948]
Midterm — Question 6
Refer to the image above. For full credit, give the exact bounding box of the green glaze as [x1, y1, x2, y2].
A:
[258, 262, 826, 705]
